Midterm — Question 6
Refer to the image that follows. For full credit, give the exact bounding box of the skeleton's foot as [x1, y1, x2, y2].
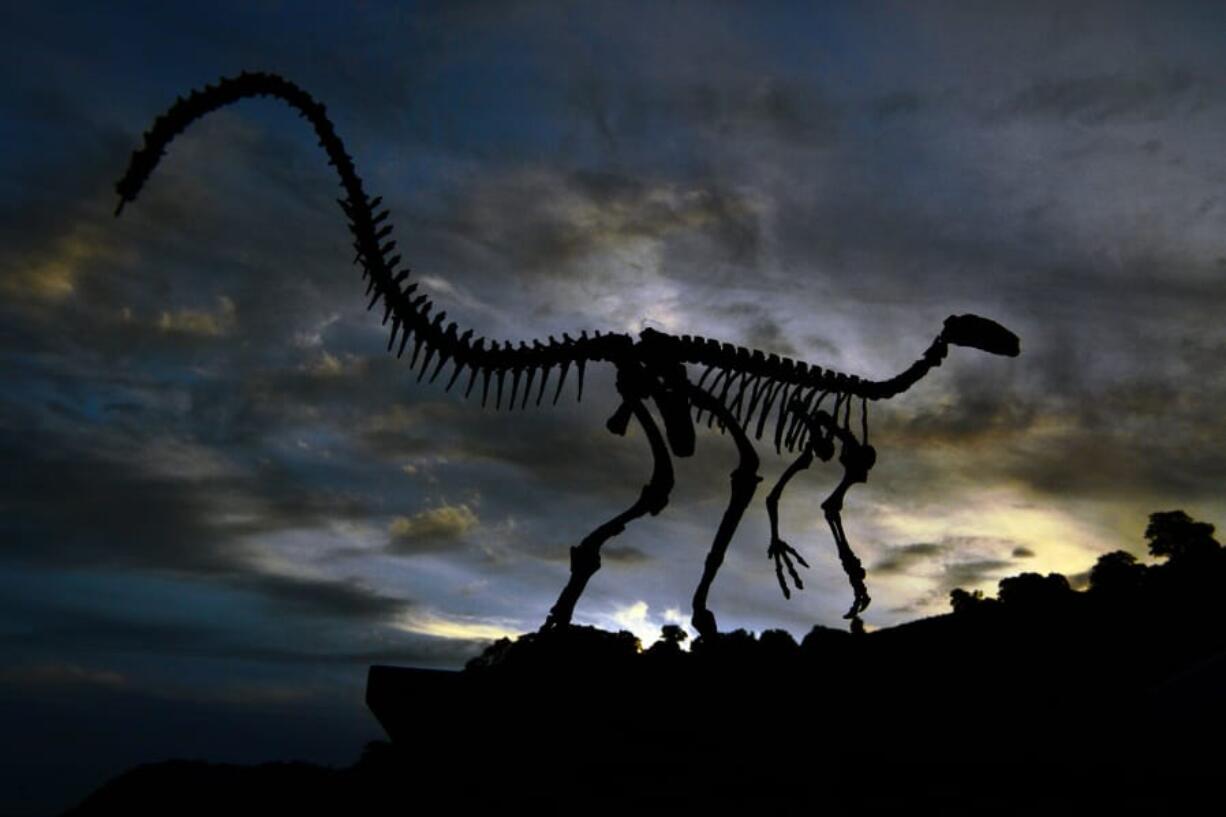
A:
[767, 538, 809, 599]
[692, 608, 718, 641]
[540, 608, 571, 632]
[842, 589, 871, 619]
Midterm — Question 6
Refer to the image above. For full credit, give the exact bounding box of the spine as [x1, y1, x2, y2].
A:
[660, 328, 949, 448]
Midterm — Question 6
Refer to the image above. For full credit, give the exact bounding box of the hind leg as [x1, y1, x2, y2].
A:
[687, 385, 762, 640]
[822, 483, 871, 619]
[542, 399, 674, 630]
[820, 439, 876, 620]
[793, 407, 876, 620]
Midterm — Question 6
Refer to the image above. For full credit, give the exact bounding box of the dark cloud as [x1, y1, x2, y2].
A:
[672, 78, 841, 146]
[0, 587, 218, 656]
[873, 543, 947, 575]
[713, 302, 800, 358]
[0, 427, 410, 626]
[0, 572, 469, 672]
[872, 538, 1018, 605]
[603, 545, 652, 566]
[872, 91, 925, 120]
[231, 573, 409, 620]
[995, 68, 1209, 125]
[354, 395, 646, 501]
[942, 560, 1014, 591]
[888, 370, 1041, 447]
[0, 662, 127, 691]
[1003, 400, 1226, 504]
[0, 434, 249, 574]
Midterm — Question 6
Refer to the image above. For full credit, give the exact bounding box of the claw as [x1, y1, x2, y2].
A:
[842, 590, 871, 619]
[767, 538, 809, 599]
[772, 551, 791, 600]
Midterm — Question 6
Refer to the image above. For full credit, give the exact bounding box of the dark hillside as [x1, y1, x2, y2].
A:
[68, 511, 1226, 815]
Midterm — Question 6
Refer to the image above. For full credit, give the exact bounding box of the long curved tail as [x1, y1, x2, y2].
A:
[114, 72, 626, 408]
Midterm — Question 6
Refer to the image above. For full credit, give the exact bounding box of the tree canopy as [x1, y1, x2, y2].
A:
[1145, 511, 1221, 563]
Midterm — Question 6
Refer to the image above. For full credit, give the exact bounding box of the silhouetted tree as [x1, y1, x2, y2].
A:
[692, 628, 758, 666]
[800, 624, 852, 659]
[644, 624, 689, 663]
[660, 624, 688, 648]
[1088, 550, 1146, 597]
[949, 587, 986, 614]
[997, 572, 1073, 609]
[758, 628, 799, 663]
[465, 636, 516, 672]
[465, 626, 641, 675]
[1145, 511, 1221, 563]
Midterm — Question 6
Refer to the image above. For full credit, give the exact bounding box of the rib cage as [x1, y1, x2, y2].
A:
[114, 72, 950, 452]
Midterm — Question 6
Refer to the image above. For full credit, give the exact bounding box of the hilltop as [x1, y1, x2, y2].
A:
[68, 510, 1226, 815]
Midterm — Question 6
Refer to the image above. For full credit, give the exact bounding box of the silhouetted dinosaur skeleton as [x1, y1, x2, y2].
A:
[114, 73, 1020, 639]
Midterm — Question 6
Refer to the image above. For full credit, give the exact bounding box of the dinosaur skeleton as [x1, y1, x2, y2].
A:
[114, 72, 1020, 639]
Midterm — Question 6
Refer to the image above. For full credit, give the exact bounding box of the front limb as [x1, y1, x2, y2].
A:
[764, 448, 814, 599]
[763, 394, 837, 600]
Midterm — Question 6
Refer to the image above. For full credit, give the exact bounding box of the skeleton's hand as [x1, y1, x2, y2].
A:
[767, 538, 809, 599]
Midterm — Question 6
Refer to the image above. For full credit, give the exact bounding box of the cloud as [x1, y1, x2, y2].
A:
[301, 350, 369, 379]
[0, 425, 409, 628]
[941, 559, 1014, 591]
[566, 73, 841, 152]
[156, 295, 237, 337]
[611, 600, 652, 639]
[873, 542, 948, 575]
[388, 504, 479, 554]
[872, 91, 925, 120]
[995, 67, 1209, 125]
[168, 681, 323, 706]
[429, 167, 762, 297]
[0, 662, 126, 690]
[886, 374, 1041, 449]
[0, 578, 480, 672]
[868, 532, 1036, 616]
[394, 610, 521, 642]
[587, 600, 691, 647]
[712, 301, 801, 358]
[604, 545, 652, 566]
[232, 572, 410, 620]
[1, 223, 137, 305]
[1, 435, 249, 574]
[354, 389, 698, 511]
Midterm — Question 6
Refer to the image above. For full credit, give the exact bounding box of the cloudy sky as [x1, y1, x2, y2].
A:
[5, 1, 1226, 811]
